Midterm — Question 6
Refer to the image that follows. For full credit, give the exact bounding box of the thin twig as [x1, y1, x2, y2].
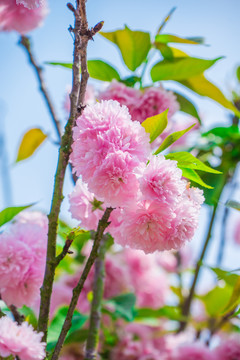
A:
[19, 36, 62, 140]
[178, 205, 218, 332]
[51, 207, 113, 360]
[156, 7, 177, 35]
[55, 238, 74, 267]
[217, 206, 229, 266]
[206, 308, 237, 346]
[84, 236, 108, 360]
[38, 0, 91, 342]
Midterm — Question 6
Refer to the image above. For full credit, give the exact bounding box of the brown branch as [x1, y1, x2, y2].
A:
[9, 305, 24, 325]
[19, 36, 62, 140]
[51, 207, 113, 360]
[37, 0, 92, 342]
[206, 308, 237, 346]
[84, 235, 108, 360]
[55, 238, 74, 267]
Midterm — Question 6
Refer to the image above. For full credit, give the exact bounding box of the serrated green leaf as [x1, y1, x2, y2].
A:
[100, 26, 151, 71]
[174, 92, 201, 122]
[165, 151, 222, 174]
[151, 56, 223, 82]
[46, 60, 120, 81]
[180, 168, 213, 189]
[155, 124, 195, 154]
[16, 128, 47, 163]
[180, 74, 240, 118]
[155, 34, 202, 45]
[0, 204, 35, 227]
[141, 109, 168, 143]
[225, 200, 240, 211]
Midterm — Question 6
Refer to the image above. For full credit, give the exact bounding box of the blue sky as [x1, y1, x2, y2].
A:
[0, 0, 240, 273]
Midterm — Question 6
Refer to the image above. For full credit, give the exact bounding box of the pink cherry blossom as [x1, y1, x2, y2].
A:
[69, 179, 105, 231]
[109, 200, 175, 253]
[234, 219, 240, 245]
[214, 335, 240, 360]
[138, 155, 186, 205]
[16, 0, 44, 9]
[0, 0, 48, 34]
[0, 219, 47, 307]
[169, 343, 215, 360]
[130, 86, 179, 123]
[0, 316, 45, 360]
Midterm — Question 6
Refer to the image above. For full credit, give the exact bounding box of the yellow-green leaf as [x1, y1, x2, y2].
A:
[165, 152, 222, 174]
[180, 74, 240, 117]
[155, 34, 202, 45]
[180, 168, 213, 189]
[151, 56, 223, 82]
[222, 277, 240, 315]
[141, 109, 168, 143]
[155, 124, 196, 154]
[174, 92, 201, 122]
[100, 26, 151, 71]
[0, 204, 35, 227]
[16, 128, 47, 162]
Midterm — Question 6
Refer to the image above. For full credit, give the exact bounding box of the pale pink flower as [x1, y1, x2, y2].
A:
[156, 251, 178, 272]
[234, 220, 240, 245]
[99, 80, 140, 115]
[109, 200, 175, 253]
[64, 84, 95, 114]
[16, 210, 48, 231]
[138, 155, 186, 205]
[131, 86, 179, 123]
[214, 335, 240, 360]
[69, 179, 105, 231]
[104, 254, 128, 298]
[164, 187, 204, 251]
[0, 0, 48, 34]
[0, 220, 47, 307]
[87, 151, 139, 207]
[16, 0, 44, 9]
[0, 316, 45, 360]
[169, 343, 215, 360]
[124, 248, 154, 277]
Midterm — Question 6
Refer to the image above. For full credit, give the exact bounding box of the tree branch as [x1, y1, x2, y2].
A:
[19, 36, 62, 140]
[9, 305, 24, 325]
[84, 235, 108, 360]
[55, 238, 73, 267]
[51, 207, 113, 360]
[37, 0, 91, 342]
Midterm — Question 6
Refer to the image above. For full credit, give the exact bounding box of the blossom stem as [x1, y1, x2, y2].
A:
[84, 235, 108, 360]
[9, 305, 24, 325]
[51, 207, 113, 360]
[19, 36, 62, 140]
[37, 0, 91, 342]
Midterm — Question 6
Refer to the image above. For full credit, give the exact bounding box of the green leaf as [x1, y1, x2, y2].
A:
[202, 125, 240, 139]
[155, 43, 174, 60]
[20, 306, 38, 328]
[200, 285, 233, 316]
[209, 267, 239, 287]
[236, 66, 240, 82]
[180, 168, 213, 189]
[0, 204, 34, 227]
[174, 92, 201, 122]
[225, 200, 240, 211]
[46, 60, 120, 82]
[104, 293, 136, 322]
[87, 60, 120, 81]
[47, 306, 88, 351]
[155, 124, 195, 154]
[151, 56, 223, 82]
[136, 305, 183, 321]
[222, 277, 240, 314]
[16, 128, 47, 163]
[141, 109, 168, 143]
[180, 74, 240, 118]
[120, 76, 141, 87]
[100, 26, 151, 71]
[165, 151, 222, 174]
[155, 34, 202, 45]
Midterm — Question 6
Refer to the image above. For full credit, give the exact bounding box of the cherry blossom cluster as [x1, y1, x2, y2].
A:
[70, 100, 204, 253]
[0, 0, 48, 34]
[0, 211, 48, 307]
[0, 316, 45, 360]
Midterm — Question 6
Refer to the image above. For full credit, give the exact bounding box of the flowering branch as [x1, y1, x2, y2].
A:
[19, 36, 62, 140]
[84, 235, 108, 360]
[51, 207, 113, 360]
[55, 238, 74, 267]
[38, 0, 92, 342]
